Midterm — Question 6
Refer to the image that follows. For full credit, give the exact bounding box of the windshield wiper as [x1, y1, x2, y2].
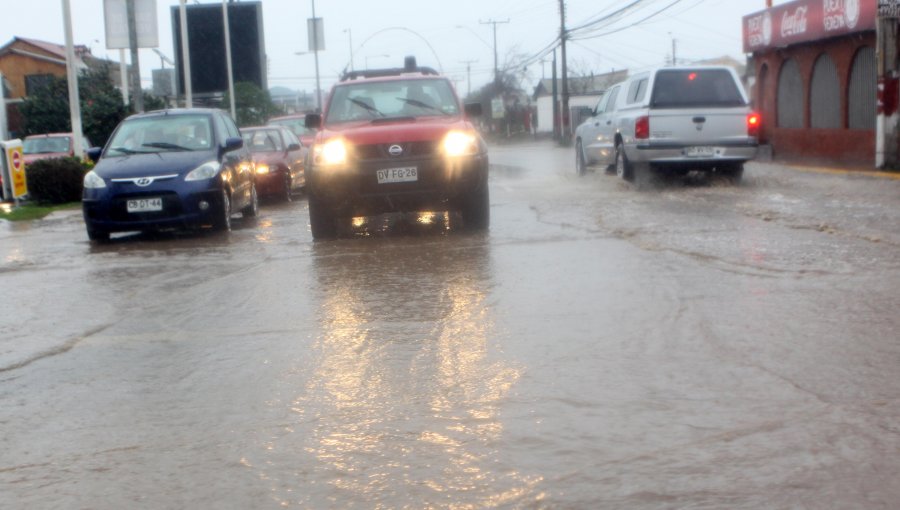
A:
[348, 97, 384, 117]
[142, 142, 193, 151]
[395, 97, 449, 115]
[109, 146, 143, 155]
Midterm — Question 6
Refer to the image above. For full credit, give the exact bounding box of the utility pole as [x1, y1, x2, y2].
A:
[479, 18, 509, 86]
[126, 0, 143, 112]
[671, 35, 677, 66]
[558, 0, 571, 145]
[459, 59, 478, 96]
[552, 49, 559, 141]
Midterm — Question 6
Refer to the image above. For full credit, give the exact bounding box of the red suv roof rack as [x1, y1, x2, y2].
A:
[339, 56, 439, 81]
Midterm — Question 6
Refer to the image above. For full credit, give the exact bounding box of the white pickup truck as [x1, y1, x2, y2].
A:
[575, 66, 759, 187]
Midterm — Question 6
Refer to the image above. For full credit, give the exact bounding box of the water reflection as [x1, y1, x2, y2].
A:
[261, 236, 538, 507]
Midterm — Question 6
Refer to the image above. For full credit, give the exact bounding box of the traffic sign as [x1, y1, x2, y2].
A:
[3, 142, 27, 199]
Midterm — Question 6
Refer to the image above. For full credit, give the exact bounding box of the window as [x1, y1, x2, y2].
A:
[242, 129, 284, 152]
[627, 78, 648, 104]
[105, 114, 214, 156]
[650, 69, 745, 108]
[24, 74, 54, 96]
[777, 59, 804, 128]
[848, 47, 876, 130]
[222, 114, 241, 139]
[604, 86, 621, 113]
[810, 54, 840, 129]
[593, 90, 611, 114]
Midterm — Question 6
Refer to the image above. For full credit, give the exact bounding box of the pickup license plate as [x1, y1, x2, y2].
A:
[127, 197, 163, 213]
[685, 146, 717, 157]
[377, 167, 417, 184]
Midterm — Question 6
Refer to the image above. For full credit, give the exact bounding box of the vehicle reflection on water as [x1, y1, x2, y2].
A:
[255, 234, 541, 507]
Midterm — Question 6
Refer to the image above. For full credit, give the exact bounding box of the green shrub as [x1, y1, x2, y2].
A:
[25, 157, 91, 205]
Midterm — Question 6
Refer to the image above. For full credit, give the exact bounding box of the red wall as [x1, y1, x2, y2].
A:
[752, 32, 876, 167]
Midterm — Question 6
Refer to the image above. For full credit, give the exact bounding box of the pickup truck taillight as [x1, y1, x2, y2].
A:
[635, 116, 650, 140]
[747, 112, 761, 138]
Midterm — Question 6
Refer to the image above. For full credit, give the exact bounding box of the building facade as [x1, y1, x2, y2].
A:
[0, 37, 128, 137]
[744, 0, 880, 166]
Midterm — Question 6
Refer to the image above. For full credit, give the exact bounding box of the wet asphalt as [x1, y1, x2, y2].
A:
[1, 140, 899, 508]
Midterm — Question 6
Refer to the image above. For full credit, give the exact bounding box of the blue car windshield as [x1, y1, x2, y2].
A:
[106, 115, 214, 156]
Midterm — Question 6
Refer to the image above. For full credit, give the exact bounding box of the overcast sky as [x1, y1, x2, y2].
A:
[1, 0, 777, 96]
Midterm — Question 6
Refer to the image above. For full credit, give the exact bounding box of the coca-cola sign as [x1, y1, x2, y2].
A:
[744, 0, 875, 52]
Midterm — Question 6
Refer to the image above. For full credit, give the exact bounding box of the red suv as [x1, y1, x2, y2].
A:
[303, 57, 488, 239]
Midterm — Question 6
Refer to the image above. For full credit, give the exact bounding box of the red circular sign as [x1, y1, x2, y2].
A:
[12, 150, 22, 171]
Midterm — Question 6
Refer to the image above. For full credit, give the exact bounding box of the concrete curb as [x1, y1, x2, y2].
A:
[754, 161, 900, 180]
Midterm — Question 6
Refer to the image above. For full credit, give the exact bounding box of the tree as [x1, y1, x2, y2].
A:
[19, 64, 127, 148]
[222, 82, 282, 127]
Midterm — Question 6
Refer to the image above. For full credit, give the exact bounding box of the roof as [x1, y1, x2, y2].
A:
[533, 69, 629, 98]
[129, 108, 223, 120]
[0, 37, 88, 68]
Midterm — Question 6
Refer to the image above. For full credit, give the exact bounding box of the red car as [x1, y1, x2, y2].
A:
[240, 125, 307, 201]
[22, 132, 93, 165]
[302, 57, 488, 239]
[267, 114, 317, 147]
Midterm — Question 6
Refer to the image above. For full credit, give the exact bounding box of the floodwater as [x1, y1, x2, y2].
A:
[2, 141, 899, 508]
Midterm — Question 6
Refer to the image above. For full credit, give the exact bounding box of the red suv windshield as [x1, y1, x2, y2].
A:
[325, 78, 460, 125]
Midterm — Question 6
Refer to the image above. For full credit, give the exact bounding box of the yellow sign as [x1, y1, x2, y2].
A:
[7, 145, 27, 198]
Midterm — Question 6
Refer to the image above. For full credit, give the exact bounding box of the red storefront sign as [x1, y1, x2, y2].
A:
[743, 0, 877, 52]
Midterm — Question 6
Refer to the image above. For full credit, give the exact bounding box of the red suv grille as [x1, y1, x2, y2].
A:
[354, 141, 440, 161]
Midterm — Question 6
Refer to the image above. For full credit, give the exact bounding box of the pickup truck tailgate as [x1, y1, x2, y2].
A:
[649, 108, 751, 145]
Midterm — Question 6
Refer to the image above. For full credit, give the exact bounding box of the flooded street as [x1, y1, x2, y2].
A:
[2, 140, 900, 508]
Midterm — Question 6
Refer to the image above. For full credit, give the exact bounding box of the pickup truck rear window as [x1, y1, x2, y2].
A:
[650, 69, 746, 108]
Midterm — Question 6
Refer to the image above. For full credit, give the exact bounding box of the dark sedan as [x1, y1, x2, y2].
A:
[240, 126, 306, 201]
[82, 108, 258, 242]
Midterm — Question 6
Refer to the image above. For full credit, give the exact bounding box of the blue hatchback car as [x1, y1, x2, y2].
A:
[82, 108, 258, 242]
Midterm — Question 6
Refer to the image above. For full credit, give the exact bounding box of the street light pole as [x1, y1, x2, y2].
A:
[126, 0, 144, 112]
[179, 0, 192, 107]
[222, 0, 236, 119]
[61, 0, 84, 158]
[344, 28, 354, 72]
[311, 0, 322, 112]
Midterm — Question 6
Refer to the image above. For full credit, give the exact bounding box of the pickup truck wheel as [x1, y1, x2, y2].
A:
[308, 195, 337, 239]
[721, 163, 744, 185]
[615, 143, 634, 182]
[460, 186, 490, 230]
[575, 140, 587, 177]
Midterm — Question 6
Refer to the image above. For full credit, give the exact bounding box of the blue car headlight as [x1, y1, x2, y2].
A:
[83, 171, 107, 189]
[185, 161, 222, 181]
